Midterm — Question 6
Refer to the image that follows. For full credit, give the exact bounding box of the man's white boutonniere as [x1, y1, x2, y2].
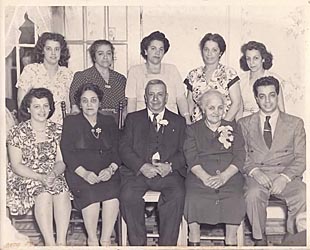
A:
[217, 125, 234, 149]
[158, 119, 169, 134]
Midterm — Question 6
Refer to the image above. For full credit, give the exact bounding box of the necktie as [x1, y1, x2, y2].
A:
[263, 116, 272, 148]
[152, 113, 158, 131]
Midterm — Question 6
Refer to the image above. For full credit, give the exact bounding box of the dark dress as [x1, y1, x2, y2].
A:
[69, 66, 126, 111]
[60, 113, 121, 210]
[183, 119, 246, 225]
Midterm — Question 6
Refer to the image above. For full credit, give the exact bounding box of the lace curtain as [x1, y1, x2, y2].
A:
[5, 6, 52, 57]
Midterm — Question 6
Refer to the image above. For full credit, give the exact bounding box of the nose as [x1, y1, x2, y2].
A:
[265, 96, 270, 103]
[152, 95, 158, 101]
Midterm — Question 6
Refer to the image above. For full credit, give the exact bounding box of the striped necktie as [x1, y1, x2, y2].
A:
[263, 115, 272, 148]
[152, 113, 158, 131]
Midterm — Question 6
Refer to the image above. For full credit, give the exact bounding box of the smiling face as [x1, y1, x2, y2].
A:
[245, 49, 264, 72]
[28, 97, 50, 123]
[43, 40, 61, 66]
[94, 44, 113, 69]
[201, 94, 225, 125]
[145, 83, 168, 114]
[202, 40, 221, 66]
[145, 40, 165, 65]
[255, 85, 278, 115]
[80, 90, 100, 118]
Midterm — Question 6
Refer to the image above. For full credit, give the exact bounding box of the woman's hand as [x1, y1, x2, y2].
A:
[45, 171, 57, 187]
[98, 168, 113, 182]
[83, 170, 100, 185]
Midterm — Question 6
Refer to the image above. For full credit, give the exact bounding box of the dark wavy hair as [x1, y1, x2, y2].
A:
[140, 31, 170, 60]
[89, 40, 115, 64]
[74, 83, 104, 106]
[199, 33, 226, 58]
[32, 32, 70, 67]
[240, 41, 273, 71]
[253, 76, 280, 97]
[18, 88, 55, 122]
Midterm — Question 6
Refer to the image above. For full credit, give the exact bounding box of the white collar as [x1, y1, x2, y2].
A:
[147, 108, 165, 121]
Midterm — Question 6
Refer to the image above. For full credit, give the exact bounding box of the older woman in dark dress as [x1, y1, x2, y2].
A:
[183, 89, 246, 246]
[61, 83, 121, 246]
[69, 40, 126, 122]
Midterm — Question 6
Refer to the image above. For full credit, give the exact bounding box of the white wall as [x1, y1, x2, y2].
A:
[141, 4, 307, 119]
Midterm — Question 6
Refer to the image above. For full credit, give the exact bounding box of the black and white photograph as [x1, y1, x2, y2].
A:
[1, 0, 309, 249]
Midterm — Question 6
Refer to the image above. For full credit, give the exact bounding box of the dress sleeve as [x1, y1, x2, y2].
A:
[226, 67, 240, 89]
[171, 65, 186, 98]
[106, 117, 122, 166]
[69, 71, 84, 106]
[7, 125, 21, 148]
[15, 64, 35, 91]
[183, 125, 202, 172]
[60, 117, 81, 171]
[231, 122, 246, 171]
[125, 66, 137, 99]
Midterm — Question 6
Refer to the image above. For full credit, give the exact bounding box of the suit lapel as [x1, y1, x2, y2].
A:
[250, 112, 268, 151]
[269, 112, 285, 151]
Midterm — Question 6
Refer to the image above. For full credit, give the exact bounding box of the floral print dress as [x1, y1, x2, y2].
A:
[16, 63, 73, 125]
[6, 120, 71, 215]
[184, 64, 240, 122]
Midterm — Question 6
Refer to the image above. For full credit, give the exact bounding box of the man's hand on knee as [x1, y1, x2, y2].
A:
[140, 163, 160, 178]
[270, 175, 288, 195]
[252, 169, 272, 189]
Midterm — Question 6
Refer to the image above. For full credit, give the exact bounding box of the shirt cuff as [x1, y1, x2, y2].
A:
[248, 167, 259, 177]
[280, 173, 291, 183]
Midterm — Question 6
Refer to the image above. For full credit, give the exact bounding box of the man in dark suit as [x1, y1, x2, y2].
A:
[238, 76, 306, 246]
[119, 79, 186, 246]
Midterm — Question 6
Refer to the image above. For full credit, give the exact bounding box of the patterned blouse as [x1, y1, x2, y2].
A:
[184, 64, 240, 122]
[6, 120, 71, 215]
[16, 63, 73, 125]
[69, 66, 127, 112]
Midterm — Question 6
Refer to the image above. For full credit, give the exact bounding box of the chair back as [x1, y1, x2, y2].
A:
[118, 101, 124, 130]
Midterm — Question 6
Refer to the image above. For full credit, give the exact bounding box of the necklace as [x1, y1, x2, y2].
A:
[91, 127, 102, 139]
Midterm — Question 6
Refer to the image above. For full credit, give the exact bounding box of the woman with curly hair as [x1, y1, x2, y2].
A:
[184, 33, 242, 123]
[7, 88, 72, 246]
[239, 41, 285, 117]
[69, 40, 126, 123]
[126, 31, 191, 124]
[16, 32, 73, 124]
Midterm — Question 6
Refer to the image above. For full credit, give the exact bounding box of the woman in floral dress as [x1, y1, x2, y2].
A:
[16, 32, 73, 124]
[183, 90, 246, 246]
[7, 88, 72, 246]
[184, 33, 242, 123]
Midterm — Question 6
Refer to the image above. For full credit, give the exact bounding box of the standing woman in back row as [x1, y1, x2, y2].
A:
[239, 41, 285, 117]
[16, 32, 73, 125]
[69, 40, 126, 123]
[184, 33, 242, 123]
[126, 31, 191, 124]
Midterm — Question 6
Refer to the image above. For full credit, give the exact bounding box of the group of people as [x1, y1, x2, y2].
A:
[6, 30, 306, 247]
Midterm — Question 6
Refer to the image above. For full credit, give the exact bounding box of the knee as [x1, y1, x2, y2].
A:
[245, 186, 267, 203]
[120, 187, 141, 205]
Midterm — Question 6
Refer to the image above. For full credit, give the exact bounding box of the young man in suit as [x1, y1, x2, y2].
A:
[119, 79, 186, 246]
[238, 76, 306, 246]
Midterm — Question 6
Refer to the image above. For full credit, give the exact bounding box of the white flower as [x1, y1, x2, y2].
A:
[95, 128, 102, 134]
[158, 119, 169, 126]
[217, 125, 234, 149]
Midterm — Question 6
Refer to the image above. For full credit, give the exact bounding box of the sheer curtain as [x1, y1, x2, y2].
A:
[5, 6, 52, 57]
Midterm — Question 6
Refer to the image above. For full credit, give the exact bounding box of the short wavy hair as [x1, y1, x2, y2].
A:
[240, 41, 273, 71]
[33, 32, 70, 67]
[140, 31, 170, 60]
[199, 33, 226, 58]
[18, 88, 55, 122]
[74, 83, 104, 106]
[253, 76, 280, 97]
[89, 40, 115, 64]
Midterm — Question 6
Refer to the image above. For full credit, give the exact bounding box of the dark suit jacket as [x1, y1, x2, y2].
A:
[119, 108, 186, 177]
[238, 111, 306, 180]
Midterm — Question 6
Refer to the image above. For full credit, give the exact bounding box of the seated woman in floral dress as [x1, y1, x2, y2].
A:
[183, 89, 246, 246]
[7, 88, 72, 246]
